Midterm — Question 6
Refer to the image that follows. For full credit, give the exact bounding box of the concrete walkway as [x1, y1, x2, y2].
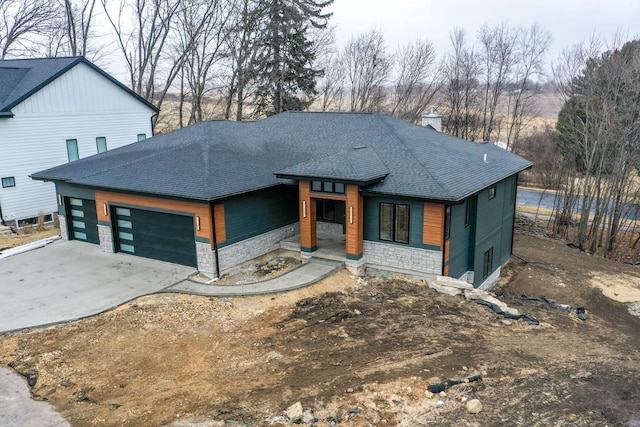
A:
[167, 259, 344, 296]
[0, 367, 69, 427]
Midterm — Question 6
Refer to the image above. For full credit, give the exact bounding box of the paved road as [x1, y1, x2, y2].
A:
[0, 240, 194, 333]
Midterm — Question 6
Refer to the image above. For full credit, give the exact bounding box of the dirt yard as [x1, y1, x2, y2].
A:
[1, 230, 639, 426]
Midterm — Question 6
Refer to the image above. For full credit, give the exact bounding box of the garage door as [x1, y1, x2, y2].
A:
[113, 206, 197, 267]
[66, 198, 99, 244]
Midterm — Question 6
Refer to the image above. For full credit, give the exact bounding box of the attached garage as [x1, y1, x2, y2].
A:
[66, 197, 99, 244]
[112, 206, 198, 268]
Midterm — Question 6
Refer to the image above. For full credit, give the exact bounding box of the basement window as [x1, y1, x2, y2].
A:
[66, 139, 79, 162]
[380, 203, 409, 244]
[137, 133, 147, 141]
[2, 176, 15, 188]
[483, 247, 494, 280]
[96, 136, 107, 153]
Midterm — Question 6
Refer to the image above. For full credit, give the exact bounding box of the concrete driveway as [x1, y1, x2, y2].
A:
[0, 240, 195, 333]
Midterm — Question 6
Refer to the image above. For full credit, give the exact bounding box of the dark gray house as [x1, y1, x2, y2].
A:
[32, 112, 531, 288]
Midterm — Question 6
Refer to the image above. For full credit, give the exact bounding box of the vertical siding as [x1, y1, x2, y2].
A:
[447, 200, 475, 278]
[222, 186, 299, 247]
[214, 204, 226, 243]
[423, 202, 444, 248]
[0, 62, 154, 221]
[345, 184, 363, 257]
[299, 181, 317, 250]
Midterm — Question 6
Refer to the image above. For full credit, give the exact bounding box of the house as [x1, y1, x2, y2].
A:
[32, 112, 532, 289]
[0, 57, 158, 226]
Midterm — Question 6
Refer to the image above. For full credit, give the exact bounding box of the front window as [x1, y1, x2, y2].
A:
[379, 202, 410, 244]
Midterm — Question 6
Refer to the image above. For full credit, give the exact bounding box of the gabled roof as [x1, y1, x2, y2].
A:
[32, 112, 532, 203]
[0, 57, 158, 117]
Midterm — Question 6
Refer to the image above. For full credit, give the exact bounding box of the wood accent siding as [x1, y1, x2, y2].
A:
[345, 184, 363, 257]
[94, 191, 212, 243]
[214, 204, 226, 243]
[423, 202, 444, 248]
[299, 181, 317, 249]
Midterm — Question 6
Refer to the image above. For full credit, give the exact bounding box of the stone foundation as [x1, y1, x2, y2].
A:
[478, 267, 501, 290]
[196, 242, 216, 274]
[218, 223, 299, 273]
[59, 215, 69, 240]
[363, 240, 442, 275]
[458, 271, 475, 285]
[97, 224, 114, 253]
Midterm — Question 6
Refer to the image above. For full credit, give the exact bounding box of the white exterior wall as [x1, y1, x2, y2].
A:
[0, 62, 154, 222]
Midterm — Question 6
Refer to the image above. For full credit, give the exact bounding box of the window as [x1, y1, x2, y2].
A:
[483, 247, 494, 279]
[66, 139, 79, 162]
[310, 180, 345, 194]
[2, 176, 15, 188]
[488, 186, 496, 200]
[379, 203, 410, 244]
[96, 137, 107, 153]
[137, 133, 147, 141]
[464, 200, 471, 227]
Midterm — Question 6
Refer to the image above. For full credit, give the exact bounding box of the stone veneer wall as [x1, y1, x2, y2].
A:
[97, 224, 114, 253]
[217, 222, 299, 273]
[196, 242, 216, 274]
[363, 240, 442, 275]
[59, 215, 69, 240]
[478, 267, 501, 290]
[316, 221, 344, 235]
[458, 271, 475, 285]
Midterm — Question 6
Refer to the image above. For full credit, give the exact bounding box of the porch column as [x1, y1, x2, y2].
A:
[299, 181, 317, 252]
[345, 184, 363, 260]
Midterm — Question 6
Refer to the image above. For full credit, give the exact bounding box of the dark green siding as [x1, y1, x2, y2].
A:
[221, 185, 298, 247]
[472, 176, 517, 286]
[448, 199, 475, 279]
[363, 196, 437, 250]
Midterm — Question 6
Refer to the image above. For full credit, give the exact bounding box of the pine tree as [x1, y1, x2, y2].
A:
[252, 0, 333, 117]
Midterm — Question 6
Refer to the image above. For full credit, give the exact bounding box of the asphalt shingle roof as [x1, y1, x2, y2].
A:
[0, 57, 158, 116]
[32, 112, 532, 202]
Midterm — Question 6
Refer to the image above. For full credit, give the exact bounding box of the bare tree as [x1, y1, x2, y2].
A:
[442, 28, 482, 140]
[504, 24, 551, 150]
[61, 0, 97, 56]
[342, 28, 391, 112]
[477, 22, 517, 142]
[389, 38, 440, 123]
[176, 0, 230, 125]
[0, 0, 57, 58]
[101, 0, 184, 114]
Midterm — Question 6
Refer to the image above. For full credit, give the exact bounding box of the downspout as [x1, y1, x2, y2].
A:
[441, 205, 448, 276]
[0, 202, 5, 226]
[510, 176, 518, 255]
[210, 201, 221, 279]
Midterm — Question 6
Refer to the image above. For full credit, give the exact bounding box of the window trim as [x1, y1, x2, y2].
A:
[2, 176, 16, 188]
[379, 202, 410, 244]
[66, 139, 79, 162]
[96, 136, 107, 153]
[483, 247, 494, 280]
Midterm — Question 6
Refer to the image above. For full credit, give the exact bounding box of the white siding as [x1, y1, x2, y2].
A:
[0, 62, 155, 222]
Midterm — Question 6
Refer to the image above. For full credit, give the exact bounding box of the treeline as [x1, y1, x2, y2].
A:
[2, 0, 554, 147]
[520, 37, 640, 259]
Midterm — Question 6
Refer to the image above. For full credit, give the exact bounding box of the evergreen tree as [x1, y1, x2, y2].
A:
[252, 0, 332, 116]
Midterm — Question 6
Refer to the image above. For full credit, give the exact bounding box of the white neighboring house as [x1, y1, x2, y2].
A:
[0, 57, 158, 226]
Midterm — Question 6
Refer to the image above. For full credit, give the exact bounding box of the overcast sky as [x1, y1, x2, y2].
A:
[328, 0, 639, 71]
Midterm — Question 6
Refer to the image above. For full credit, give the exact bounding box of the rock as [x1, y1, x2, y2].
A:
[462, 366, 468, 371]
[346, 387, 354, 393]
[570, 370, 592, 379]
[439, 391, 447, 398]
[286, 402, 304, 421]
[466, 399, 483, 414]
[435, 275, 474, 290]
[465, 290, 520, 316]
[270, 415, 289, 424]
[424, 390, 435, 399]
[302, 410, 315, 424]
[501, 319, 513, 326]
[353, 309, 361, 315]
[429, 281, 464, 296]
